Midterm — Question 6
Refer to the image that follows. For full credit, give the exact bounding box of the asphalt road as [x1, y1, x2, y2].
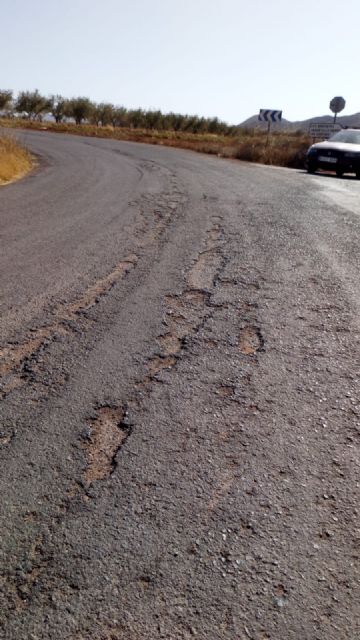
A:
[1, 131, 360, 639]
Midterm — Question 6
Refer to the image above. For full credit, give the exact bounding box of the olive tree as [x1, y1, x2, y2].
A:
[111, 106, 128, 127]
[15, 90, 51, 120]
[67, 97, 94, 125]
[0, 90, 13, 112]
[143, 110, 164, 130]
[90, 103, 114, 126]
[127, 109, 145, 129]
[49, 95, 68, 123]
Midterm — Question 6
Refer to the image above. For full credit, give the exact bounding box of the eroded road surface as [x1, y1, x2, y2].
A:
[1, 131, 360, 639]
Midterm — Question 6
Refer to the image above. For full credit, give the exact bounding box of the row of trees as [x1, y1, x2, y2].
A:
[0, 89, 236, 135]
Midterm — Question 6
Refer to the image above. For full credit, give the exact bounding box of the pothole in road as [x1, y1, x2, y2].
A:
[67, 255, 137, 315]
[146, 355, 177, 376]
[82, 406, 131, 486]
[133, 185, 185, 248]
[157, 334, 182, 355]
[0, 256, 138, 397]
[217, 384, 235, 398]
[0, 326, 69, 378]
[186, 224, 225, 291]
[142, 226, 226, 384]
[155, 291, 210, 359]
[165, 290, 208, 310]
[239, 326, 264, 355]
[187, 250, 224, 291]
[206, 225, 224, 250]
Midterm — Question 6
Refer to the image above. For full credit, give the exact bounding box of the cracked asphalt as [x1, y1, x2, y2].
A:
[1, 131, 360, 639]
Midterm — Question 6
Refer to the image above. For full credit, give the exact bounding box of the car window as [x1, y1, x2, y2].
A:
[329, 131, 360, 144]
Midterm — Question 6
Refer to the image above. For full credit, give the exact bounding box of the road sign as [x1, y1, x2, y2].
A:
[259, 109, 282, 123]
[330, 96, 345, 114]
[309, 122, 341, 139]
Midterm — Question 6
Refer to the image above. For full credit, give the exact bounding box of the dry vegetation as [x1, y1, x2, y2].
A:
[0, 88, 312, 170]
[0, 134, 32, 184]
[0, 117, 312, 170]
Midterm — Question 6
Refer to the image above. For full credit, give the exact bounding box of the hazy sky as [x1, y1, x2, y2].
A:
[3, 0, 359, 124]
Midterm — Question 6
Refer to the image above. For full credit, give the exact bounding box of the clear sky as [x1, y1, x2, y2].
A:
[2, 0, 359, 124]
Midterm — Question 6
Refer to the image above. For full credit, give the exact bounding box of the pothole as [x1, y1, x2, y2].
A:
[187, 250, 224, 291]
[0, 326, 69, 378]
[146, 355, 177, 376]
[0, 256, 138, 396]
[0, 431, 14, 446]
[67, 255, 137, 315]
[157, 334, 182, 355]
[165, 290, 208, 310]
[143, 227, 226, 382]
[217, 384, 235, 398]
[206, 225, 224, 250]
[82, 406, 131, 486]
[157, 291, 211, 357]
[238, 326, 263, 355]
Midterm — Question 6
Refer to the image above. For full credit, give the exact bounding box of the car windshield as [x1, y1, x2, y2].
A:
[329, 130, 360, 144]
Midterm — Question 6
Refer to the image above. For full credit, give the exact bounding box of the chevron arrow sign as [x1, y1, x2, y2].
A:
[258, 109, 282, 123]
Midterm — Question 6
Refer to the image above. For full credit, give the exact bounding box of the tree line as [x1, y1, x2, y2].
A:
[0, 89, 236, 135]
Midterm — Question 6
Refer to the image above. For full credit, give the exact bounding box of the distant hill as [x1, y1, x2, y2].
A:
[239, 115, 292, 130]
[239, 112, 360, 131]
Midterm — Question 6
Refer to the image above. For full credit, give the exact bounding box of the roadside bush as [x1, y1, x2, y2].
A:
[235, 142, 262, 162]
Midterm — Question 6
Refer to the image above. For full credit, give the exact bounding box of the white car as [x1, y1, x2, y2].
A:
[306, 128, 360, 178]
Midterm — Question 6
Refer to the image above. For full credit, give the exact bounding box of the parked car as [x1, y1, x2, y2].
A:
[305, 129, 360, 178]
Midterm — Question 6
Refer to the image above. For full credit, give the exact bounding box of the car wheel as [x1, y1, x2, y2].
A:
[307, 162, 317, 174]
[336, 168, 344, 177]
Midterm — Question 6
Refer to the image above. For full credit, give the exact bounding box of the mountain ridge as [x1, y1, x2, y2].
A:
[240, 112, 360, 130]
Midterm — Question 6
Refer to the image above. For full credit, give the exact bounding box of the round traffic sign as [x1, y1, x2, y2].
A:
[329, 96, 346, 114]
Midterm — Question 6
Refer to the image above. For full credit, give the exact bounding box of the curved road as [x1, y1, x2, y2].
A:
[1, 131, 360, 639]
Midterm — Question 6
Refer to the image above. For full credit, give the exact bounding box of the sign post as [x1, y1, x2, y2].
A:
[329, 96, 345, 124]
[258, 109, 282, 144]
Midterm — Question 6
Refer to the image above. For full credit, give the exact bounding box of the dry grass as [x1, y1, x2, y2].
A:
[0, 134, 32, 184]
[0, 118, 312, 170]
[231, 132, 311, 168]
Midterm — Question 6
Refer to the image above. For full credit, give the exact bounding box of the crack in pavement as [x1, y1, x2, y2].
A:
[0, 256, 138, 398]
[0, 218, 270, 634]
[130, 176, 186, 248]
[79, 224, 228, 490]
[144, 225, 226, 382]
[1, 220, 264, 628]
[1, 177, 187, 403]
